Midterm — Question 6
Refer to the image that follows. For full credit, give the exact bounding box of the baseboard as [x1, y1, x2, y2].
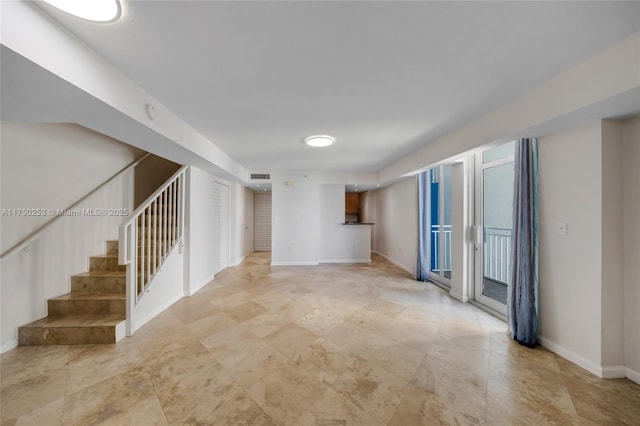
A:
[271, 261, 319, 266]
[449, 289, 469, 303]
[319, 258, 371, 264]
[134, 295, 181, 332]
[115, 320, 126, 342]
[372, 250, 413, 274]
[601, 365, 628, 379]
[232, 254, 247, 267]
[186, 273, 215, 296]
[626, 367, 640, 384]
[538, 336, 604, 378]
[1, 339, 18, 354]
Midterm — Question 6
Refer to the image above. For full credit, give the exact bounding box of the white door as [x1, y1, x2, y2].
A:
[474, 141, 515, 315]
[429, 165, 453, 288]
[213, 181, 230, 273]
[254, 192, 272, 252]
[243, 188, 254, 257]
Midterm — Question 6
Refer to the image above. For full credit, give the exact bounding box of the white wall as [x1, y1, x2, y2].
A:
[184, 167, 219, 295]
[372, 178, 417, 274]
[381, 33, 640, 181]
[271, 175, 373, 266]
[537, 119, 633, 378]
[0, 122, 139, 351]
[132, 248, 184, 332]
[537, 120, 604, 370]
[320, 185, 371, 263]
[601, 120, 624, 368]
[184, 167, 247, 294]
[1, 122, 142, 252]
[271, 172, 321, 265]
[622, 115, 640, 381]
[1, 1, 249, 183]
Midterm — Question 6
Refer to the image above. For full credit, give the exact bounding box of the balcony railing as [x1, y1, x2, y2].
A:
[431, 224, 452, 273]
[484, 226, 511, 285]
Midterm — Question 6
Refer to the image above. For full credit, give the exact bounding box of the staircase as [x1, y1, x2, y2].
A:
[18, 240, 126, 345]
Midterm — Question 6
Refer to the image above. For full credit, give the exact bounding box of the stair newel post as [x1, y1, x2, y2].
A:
[180, 170, 186, 245]
[167, 182, 176, 250]
[126, 218, 137, 336]
[163, 189, 168, 260]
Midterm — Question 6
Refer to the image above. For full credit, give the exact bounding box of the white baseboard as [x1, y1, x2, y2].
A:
[538, 336, 603, 377]
[1, 339, 18, 354]
[539, 336, 639, 382]
[133, 293, 182, 333]
[319, 258, 371, 264]
[115, 320, 126, 342]
[372, 250, 413, 274]
[271, 261, 319, 266]
[601, 365, 628, 379]
[186, 273, 215, 296]
[449, 289, 469, 303]
[626, 367, 640, 384]
[232, 255, 247, 267]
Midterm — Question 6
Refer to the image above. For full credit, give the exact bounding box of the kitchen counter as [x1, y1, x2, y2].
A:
[341, 222, 375, 225]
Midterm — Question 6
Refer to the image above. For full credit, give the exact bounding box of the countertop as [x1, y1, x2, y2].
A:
[341, 222, 375, 225]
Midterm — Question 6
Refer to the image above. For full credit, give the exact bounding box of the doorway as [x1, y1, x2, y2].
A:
[429, 165, 453, 287]
[254, 192, 272, 252]
[474, 141, 515, 315]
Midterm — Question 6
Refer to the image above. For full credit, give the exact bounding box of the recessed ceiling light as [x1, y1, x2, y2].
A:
[42, 0, 122, 22]
[304, 135, 334, 148]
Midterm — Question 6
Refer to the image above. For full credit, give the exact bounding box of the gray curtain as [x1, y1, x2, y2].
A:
[416, 171, 430, 281]
[508, 138, 539, 347]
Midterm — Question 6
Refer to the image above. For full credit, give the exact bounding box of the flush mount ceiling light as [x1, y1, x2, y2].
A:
[304, 135, 335, 148]
[42, 0, 122, 22]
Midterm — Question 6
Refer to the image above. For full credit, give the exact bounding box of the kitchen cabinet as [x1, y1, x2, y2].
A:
[345, 193, 360, 214]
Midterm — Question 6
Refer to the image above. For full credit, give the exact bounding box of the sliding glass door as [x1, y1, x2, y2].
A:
[474, 141, 514, 315]
[429, 165, 452, 287]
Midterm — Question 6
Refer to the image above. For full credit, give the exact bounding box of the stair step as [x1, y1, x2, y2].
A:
[106, 240, 119, 256]
[48, 292, 125, 316]
[71, 271, 126, 293]
[89, 255, 125, 272]
[18, 315, 125, 345]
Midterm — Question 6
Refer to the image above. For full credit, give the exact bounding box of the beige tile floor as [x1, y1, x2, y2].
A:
[2, 252, 639, 425]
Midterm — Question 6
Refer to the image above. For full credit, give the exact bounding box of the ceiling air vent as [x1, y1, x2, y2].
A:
[251, 173, 271, 180]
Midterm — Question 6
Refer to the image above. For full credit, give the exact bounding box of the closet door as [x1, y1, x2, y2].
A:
[243, 188, 255, 257]
[213, 181, 230, 273]
[254, 192, 272, 252]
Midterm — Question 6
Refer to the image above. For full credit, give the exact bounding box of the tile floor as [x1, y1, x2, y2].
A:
[2, 252, 639, 425]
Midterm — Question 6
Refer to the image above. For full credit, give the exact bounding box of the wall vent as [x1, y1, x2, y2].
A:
[251, 173, 271, 180]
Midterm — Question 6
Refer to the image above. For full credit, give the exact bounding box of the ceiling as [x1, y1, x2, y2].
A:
[26, 1, 640, 173]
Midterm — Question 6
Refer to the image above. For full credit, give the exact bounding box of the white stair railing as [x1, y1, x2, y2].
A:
[119, 166, 187, 334]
